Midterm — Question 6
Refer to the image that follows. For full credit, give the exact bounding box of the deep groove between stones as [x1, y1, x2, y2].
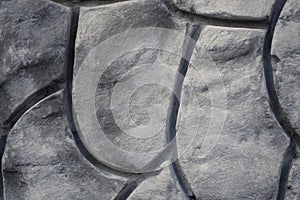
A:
[113, 176, 148, 200]
[165, 24, 201, 200]
[3, 78, 64, 132]
[52, 0, 129, 7]
[262, 0, 300, 199]
[277, 141, 296, 200]
[0, 78, 64, 200]
[63, 4, 154, 199]
[162, 0, 268, 29]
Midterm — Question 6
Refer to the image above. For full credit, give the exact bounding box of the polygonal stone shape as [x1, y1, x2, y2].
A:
[72, 0, 188, 173]
[0, 0, 71, 135]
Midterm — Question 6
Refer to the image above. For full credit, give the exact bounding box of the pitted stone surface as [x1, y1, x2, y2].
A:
[73, 0, 187, 172]
[128, 168, 186, 200]
[1, 0, 300, 199]
[2, 91, 127, 199]
[285, 158, 300, 200]
[272, 0, 300, 136]
[177, 26, 289, 199]
[173, 0, 276, 20]
[0, 0, 71, 134]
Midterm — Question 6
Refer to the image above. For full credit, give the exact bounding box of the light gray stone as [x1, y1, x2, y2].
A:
[2, 91, 127, 200]
[73, 0, 187, 172]
[286, 158, 300, 200]
[173, 0, 276, 20]
[128, 168, 186, 200]
[177, 26, 290, 199]
[272, 0, 300, 136]
[0, 0, 71, 134]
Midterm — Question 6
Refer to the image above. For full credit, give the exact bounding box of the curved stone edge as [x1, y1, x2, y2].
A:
[2, 90, 128, 199]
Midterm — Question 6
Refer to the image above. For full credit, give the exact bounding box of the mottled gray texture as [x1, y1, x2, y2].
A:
[0, 0, 71, 134]
[128, 168, 186, 200]
[285, 157, 300, 200]
[173, 0, 276, 20]
[73, 0, 187, 172]
[0, 0, 299, 199]
[177, 26, 289, 200]
[2, 91, 127, 199]
[272, 0, 300, 136]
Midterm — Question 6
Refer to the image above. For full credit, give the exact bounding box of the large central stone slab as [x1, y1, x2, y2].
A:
[72, 0, 187, 173]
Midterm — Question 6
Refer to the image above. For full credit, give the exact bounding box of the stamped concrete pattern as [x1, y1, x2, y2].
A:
[172, 0, 276, 20]
[272, 0, 300, 137]
[2, 91, 127, 199]
[0, 0, 71, 135]
[0, 0, 299, 200]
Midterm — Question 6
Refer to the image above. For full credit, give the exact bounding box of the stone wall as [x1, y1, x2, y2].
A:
[0, 0, 299, 199]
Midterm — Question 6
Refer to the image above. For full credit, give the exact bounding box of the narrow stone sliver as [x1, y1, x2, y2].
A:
[165, 24, 201, 200]
[0, 135, 6, 200]
[162, 0, 268, 29]
[262, 0, 300, 199]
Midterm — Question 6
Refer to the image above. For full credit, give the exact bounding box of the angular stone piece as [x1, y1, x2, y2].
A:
[272, 0, 300, 136]
[128, 168, 186, 200]
[173, 0, 276, 20]
[177, 26, 289, 199]
[73, 0, 187, 172]
[2, 91, 127, 199]
[0, 0, 71, 134]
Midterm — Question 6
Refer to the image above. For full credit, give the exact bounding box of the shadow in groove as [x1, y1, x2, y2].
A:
[262, 0, 300, 199]
[165, 23, 201, 200]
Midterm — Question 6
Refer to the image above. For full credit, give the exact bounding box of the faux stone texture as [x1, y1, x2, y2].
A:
[73, 0, 187, 172]
[0, 0, 71, 134]
[2, 91, 127, 199]
[272, 0, 300, 136]
[285, 158, 300, 200]
[173, 0, 276, 20]
[177, 26, 290, 199]
[128, 168, 186, 200]
[1, 0, 300, 199]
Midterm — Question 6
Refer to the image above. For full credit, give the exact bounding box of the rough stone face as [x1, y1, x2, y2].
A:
[2, 91, 127, 199]
[73, 0, 187, 172]
[177, 26, 290, 199]
[272, 0, 300, 136]
[0, 0, 71, 134]
[285, 158, 300, 200]
[172, 0, 276, 20]
[1, 0, 300, 199]
[128, 168, 186, 200]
